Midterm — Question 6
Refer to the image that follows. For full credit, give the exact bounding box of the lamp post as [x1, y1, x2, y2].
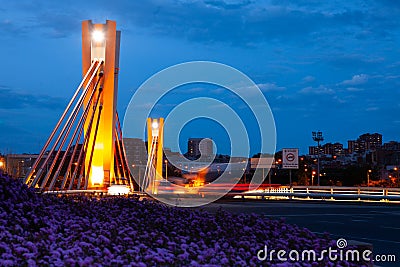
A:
[367, 169, 372, 187]
[312, 171, 316, 186]
[312, 131, 324, 186]
[132, 164, 142, 192]
[164, 160, 168, 181]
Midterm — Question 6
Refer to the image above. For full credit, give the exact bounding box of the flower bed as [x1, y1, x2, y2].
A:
[0, 175, 363, 266]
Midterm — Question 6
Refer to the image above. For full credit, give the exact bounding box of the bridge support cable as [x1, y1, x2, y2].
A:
[59, 87, 101, 190]
[142, 137, 154, 191]
[72, 86, 104, 190]
[25, 60, 103, 189]
[111, 113, 132, 188]
[36, 61, 103, 189]
[143, 135, 158, 193]
[29, 60, 102, 188]
[113, 129, 135, 191]
[41, 69, 103, 189]
[113, 136, 122, 184]
[84, 101, 103, 190]
[114, 131, 124, 184]
[25, 60, 100, 186]
[115, 112, 133, 182]
[48, 72, 104, 191]
[113, 120, 131, 186]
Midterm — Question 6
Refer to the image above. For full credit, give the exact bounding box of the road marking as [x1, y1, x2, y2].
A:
[380, 226, 400, 230]
[369, 211, 400, 216]
[317, 220, 345, 225]
[352, 215, 373, 219]
[264, 213, 371, 217]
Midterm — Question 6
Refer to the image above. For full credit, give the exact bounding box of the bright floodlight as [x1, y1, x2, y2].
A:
[152, 121, 159, 129]
[108, 184, 130, 195]
[92, 30, 105, 42]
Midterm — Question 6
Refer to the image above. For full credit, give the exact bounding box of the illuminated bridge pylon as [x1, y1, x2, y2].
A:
[142, 118, 164, 194]
[24, 20, 134, 191]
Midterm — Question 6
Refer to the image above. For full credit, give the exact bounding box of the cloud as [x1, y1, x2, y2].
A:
[0, 19, 28, 37]
[346, 87, 364, 92]
[257, 83, 286, 92]
[0, 86, 65, 110]
[366, 106, 379, 111]
[302, 76, 315, 82]
[299, 85, 335, 95]
[326, 54, 385, 71]
[204, 0, 253, 10]
[341, 74, 369, 85]
[385, 75, 400, 80]
[36, 11, 82, 38]
[1, 0, 399, 49]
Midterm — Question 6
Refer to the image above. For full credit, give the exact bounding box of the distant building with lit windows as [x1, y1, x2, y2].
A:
[309, 142, 344, 157]
[187, 138, 214, 159]
[348, 133, 382, 154]
[5, 154, 45, 179]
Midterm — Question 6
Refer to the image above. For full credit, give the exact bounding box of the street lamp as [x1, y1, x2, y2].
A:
[312, 171, 316, 186]
[312, 131, 324, 186]
[367, 169, 372, 187]
[164, 160, 168, 181]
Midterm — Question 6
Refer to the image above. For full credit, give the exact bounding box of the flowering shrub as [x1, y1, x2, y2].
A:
[0, 175, 362, 266]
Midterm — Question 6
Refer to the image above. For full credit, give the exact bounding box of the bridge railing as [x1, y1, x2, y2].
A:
[230, 186, 400, 202]
[40, 185, 400, 203]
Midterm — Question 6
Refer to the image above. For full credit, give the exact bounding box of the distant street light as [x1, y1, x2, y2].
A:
[164, 160, 168, 181]
[367, 169, 372, 187]
[312, 171, 316, 186]
[312, 131, 324, 186]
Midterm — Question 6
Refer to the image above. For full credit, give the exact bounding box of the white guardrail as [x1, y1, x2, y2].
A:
[41, 186, 400, 203]
[229, 186, 400, 202]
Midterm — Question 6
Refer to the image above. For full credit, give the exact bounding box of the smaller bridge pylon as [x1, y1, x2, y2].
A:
[142, 118, 164, 194]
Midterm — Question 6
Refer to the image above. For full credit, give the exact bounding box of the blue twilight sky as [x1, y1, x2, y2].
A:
[0, 0, 399, 156]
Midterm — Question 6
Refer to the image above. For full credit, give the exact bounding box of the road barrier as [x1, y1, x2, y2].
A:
[229, 186, 400, 202]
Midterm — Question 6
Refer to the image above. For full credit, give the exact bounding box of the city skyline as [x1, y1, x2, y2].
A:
[0, 1, 399, 155]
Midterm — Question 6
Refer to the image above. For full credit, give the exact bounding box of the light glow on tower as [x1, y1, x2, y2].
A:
[91, 165, 104, 186]
[92, 30, 105, 42]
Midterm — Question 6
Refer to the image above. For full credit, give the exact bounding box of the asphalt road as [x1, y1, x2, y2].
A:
[202, 200, 400, 266]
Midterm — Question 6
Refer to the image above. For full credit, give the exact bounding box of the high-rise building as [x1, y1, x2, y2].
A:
[308, 146, 321, 156]
[383, 141, 400, 151]
[348, 133, 382, 154]
[324, 142, 344, 156]
[309, 142, 344, 156]
[359, 133, 382, 150]
[187, 138, 213, 159]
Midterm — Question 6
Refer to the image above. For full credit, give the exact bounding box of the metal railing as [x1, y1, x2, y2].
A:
[230, 186, 400, 202]
[40, 185, 400, 203]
